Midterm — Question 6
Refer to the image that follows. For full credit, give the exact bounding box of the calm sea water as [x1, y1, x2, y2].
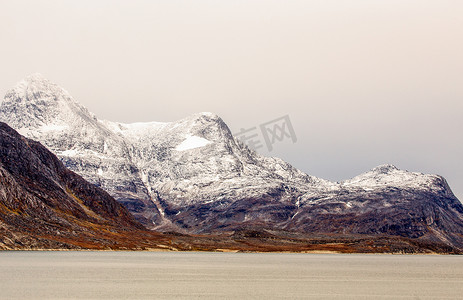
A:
[0, 251, 462, 299]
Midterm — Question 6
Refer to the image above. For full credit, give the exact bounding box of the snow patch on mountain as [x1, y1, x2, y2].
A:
[175, 135, 212, 151]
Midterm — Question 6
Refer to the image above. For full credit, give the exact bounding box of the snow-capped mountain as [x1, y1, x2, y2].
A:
[1, 74, 165, 226]
[0, 74, 332, 227]
[2, 74, 463, 249]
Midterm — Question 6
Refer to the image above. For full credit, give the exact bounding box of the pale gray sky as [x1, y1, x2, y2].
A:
[1, 0, 462, 200]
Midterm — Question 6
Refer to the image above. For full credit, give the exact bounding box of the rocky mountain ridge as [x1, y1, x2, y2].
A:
[2, 74, 463, 249]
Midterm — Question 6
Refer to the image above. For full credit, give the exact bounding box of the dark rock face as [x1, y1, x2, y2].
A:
[1, 74, 463, 251]
[289, 189, 463, 247]
[163, 186, 463, 248]
[0, 122, 143, 249]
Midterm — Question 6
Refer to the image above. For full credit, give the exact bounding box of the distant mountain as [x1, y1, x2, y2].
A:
[0, 121, 149, 249]
[2, 74, 463, 250]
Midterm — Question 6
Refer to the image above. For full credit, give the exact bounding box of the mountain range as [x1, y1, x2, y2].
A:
[1, 74, 463, 251]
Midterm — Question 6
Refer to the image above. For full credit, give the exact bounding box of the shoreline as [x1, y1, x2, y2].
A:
[0, 248, 455, 255]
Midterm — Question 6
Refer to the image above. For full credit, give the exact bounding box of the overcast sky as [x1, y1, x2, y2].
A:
[1, 0, 462, 200]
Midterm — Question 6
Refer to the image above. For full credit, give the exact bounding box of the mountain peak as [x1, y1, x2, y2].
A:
[10, 73, 60, 95]
[342, 164, 447, 193]
[182, 112, 222, 123]
[0, 74, 97, 134]
[371, 164, 400, 174]
[2, 73, 74, 111]
[24, 72, 48, 81]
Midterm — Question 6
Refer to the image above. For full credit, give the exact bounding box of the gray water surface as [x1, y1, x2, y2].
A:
[0, 251, 462, 299]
